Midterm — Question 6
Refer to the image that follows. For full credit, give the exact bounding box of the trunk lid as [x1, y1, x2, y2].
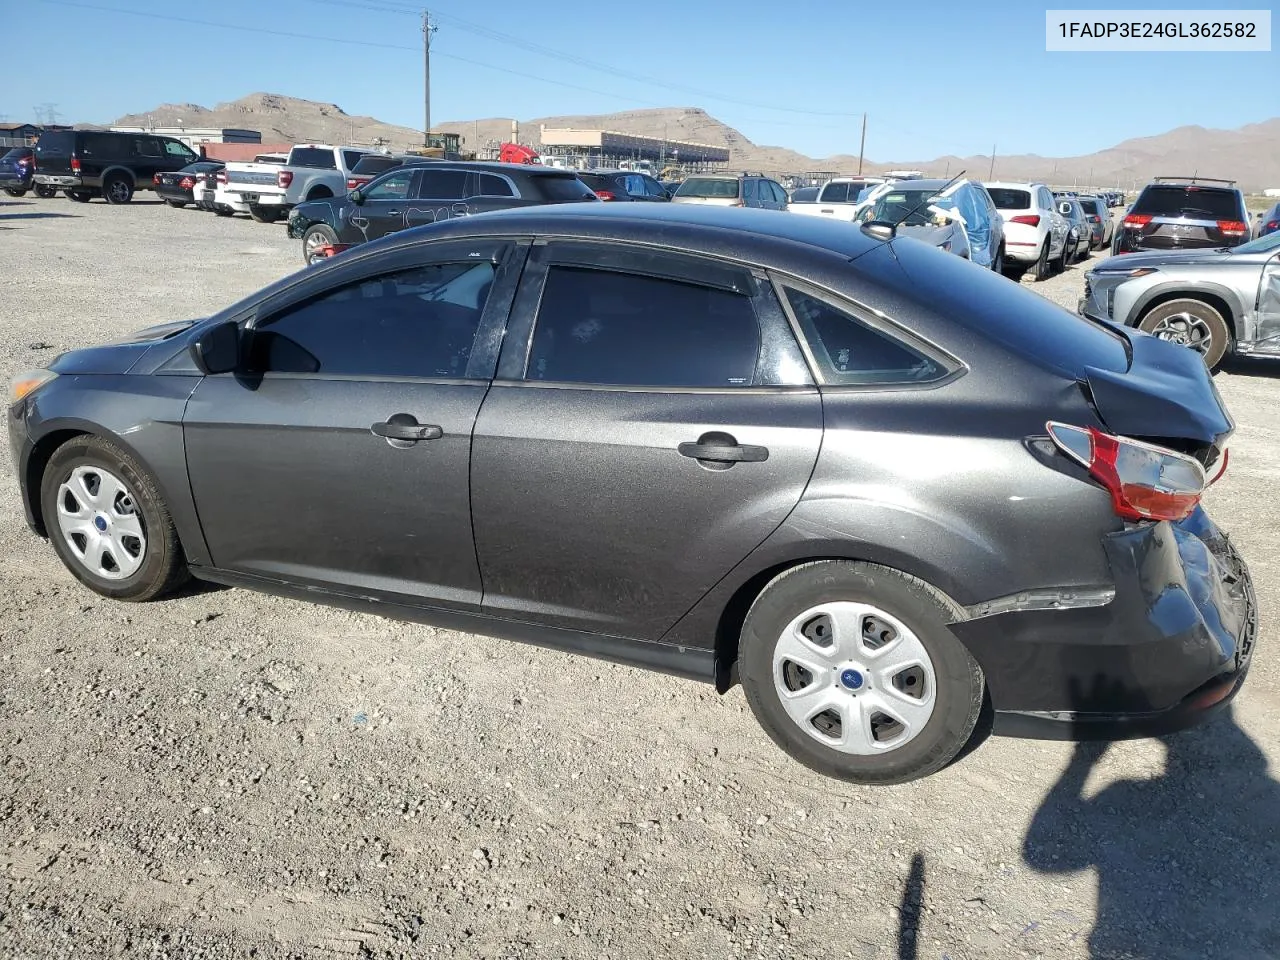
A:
[1084, 329, 1233, 462]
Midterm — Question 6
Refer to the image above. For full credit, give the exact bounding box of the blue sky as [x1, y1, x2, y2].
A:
[6, 0, 1276, 161]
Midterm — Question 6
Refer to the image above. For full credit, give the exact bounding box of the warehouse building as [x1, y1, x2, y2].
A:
[108, 126, 262, 151]
[537, 127, 729, 173]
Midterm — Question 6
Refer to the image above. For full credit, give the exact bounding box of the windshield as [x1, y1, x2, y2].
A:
[868, 190, 948, 226]
[1133, 185, 1241, 220]
[1233, 231, 1280, 255]
[675, 178, 740, 199]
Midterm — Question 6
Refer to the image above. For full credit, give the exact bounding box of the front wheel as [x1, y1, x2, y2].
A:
[302, 223, 340, 264]
[39, 435, 189, 601]
[4, 186, 27, 197]
[1138, 298, 1232, 372]
[739, 561, 985, 785]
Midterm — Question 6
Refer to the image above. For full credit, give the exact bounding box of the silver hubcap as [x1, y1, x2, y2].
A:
[55, 465, 147, 580]
[773, 602, 936, 755]
[1148, 312, 1213, 355]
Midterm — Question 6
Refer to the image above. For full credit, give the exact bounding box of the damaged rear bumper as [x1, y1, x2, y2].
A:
[951, 507, 1257, 741]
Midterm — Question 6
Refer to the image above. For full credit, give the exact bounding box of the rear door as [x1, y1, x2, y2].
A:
[470, 241, 822, 640]
[33, 131, 75, 178]
[407, 168, 469, 228]
[129, 136, 167, 184]
[183, 239, 525, 609]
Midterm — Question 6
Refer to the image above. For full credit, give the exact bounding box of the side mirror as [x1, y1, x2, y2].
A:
[189, 320, 240, 375]
[350, 188, 365, 205]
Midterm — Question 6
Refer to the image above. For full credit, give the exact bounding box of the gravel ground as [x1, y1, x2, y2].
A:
[1, 195, 1278, 960]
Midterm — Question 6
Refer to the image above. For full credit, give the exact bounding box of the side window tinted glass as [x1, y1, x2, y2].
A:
[784, 288, 944, 385]
[134, 138, 163, 158]
[478, 173, 514, 197]
[365, 170, 415, 200]
[417, 169, 468, 200]
[527, 267, 761, 387]
[743, 180, 759, 203]
[163, 139, 194, 158]
[251, 262, 497, 378]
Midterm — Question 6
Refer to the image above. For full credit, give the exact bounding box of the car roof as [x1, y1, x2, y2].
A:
[370, 202, 885, 261]
[984, 181, 1042, 188]
[878, 178, 957, 191]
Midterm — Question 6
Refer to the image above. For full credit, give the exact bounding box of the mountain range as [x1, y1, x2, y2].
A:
[113, 94, 1280, 192]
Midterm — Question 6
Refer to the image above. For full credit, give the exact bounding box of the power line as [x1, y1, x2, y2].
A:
[303, 0, 856, 118]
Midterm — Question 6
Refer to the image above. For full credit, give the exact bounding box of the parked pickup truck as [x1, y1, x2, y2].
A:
[220, 144, 374, 223]
[786, 177, 887, 221]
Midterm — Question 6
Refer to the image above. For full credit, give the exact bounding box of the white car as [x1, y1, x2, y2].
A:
[205, 153, 287, 217]
[787, 177, 887, 220]
[983, 181, 1071, 281]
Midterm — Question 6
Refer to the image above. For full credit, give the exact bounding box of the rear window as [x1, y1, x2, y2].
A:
[578, 173, 617, 191]
[1132, 185, 1242, 220]
[882, 240, 1130, 376]
[35, 132, 74, 157]
[351, 155, 401, 176]
[1, 148, 33, 162]
[818, 182, 872, 203]
[675, 177, 740, 199]
[531, 175, 596, 202]
[289, 147, 337, 169]
[987, 188, 1031, 209]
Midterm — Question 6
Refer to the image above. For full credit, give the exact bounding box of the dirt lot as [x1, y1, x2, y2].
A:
[1, 196, 1277, 960]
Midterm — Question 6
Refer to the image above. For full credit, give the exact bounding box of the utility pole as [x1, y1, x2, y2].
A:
[988, 143, 996, 180]
[422, 10, 436, 147]
[857, 113, 867, 175]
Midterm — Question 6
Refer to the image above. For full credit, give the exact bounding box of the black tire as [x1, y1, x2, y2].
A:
[249, 205, 281, 223]
[39, 435, 189, 602]
[213, 207, 234, 217]
[1032, 239, 1052, 281]
[302, 223, 340, 264]
[1053, 235, 1071, 273]
[4, 186, 27, 197]
[1138, 298, 1233, 373]
[35, 184, 58, 199]
[166, 199, 187, 208]
[739, 560, 985, 785]
[102, 174, 134, 205]
[65, 190, 93, 203]
[992, 242, 1005, 272]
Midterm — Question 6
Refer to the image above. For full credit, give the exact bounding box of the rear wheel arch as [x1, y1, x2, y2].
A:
[306, 185, 333, 201]
[712, 554, 969, 694]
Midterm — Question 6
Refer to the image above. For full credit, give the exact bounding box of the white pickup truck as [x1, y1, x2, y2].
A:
[787, 177, 888, 222]
[221, 144, 374, 223]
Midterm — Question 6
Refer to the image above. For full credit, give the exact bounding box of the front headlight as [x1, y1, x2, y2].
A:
[10, 369, 57, 405]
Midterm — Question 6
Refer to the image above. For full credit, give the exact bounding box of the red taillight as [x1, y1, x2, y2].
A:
[1123, 213, 1152, 228]
[1047, 422, 1206, 522]
[1216, 220, 1248, 237]
[594, 189, 617, 201]
[1266, 220, 1280, 232]
[152, 174, 161, 185]
[346, 178, 359, 190]
[215, 169, 228, 184]
[278, 170, 293, 189]
[70, 156, 81, 173]
[1088, 215, 1101, 222]
[179, 176, 194, 190]
[1010, 214, 1040, 227]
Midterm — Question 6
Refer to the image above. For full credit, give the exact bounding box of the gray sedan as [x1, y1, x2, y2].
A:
[1079, 229, 1280, 371]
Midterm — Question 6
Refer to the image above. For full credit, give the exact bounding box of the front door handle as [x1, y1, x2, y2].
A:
[678, 431, 769, 464]
[371, 414, 443, 443]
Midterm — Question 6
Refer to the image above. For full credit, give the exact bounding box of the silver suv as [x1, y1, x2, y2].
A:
[671, 174, 788, 210]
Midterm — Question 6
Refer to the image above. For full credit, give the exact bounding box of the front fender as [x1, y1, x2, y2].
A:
[1121, 279, 1247, 339]
[21, 374, 210, 565]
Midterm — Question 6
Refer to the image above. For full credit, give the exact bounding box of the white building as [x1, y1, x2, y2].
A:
[108, 126, 262, 151]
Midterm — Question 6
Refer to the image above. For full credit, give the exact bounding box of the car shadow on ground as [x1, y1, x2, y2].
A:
[1023, 701, 1279, 958]
[0, 200, 34, 207]
[1221, 356, 1280, 379]
[0, 212, 81, 221]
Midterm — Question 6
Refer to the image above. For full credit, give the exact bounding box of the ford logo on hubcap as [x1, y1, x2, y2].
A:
[840, 668, 864, 690]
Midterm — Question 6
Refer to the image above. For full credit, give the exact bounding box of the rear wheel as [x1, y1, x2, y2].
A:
[39, 435, 189, 602]
[35, 184, 58, 199]
[739, 560, 985, 785]
[1032, 239, 1052, 281]
[65, 190, 93, 203]
[302, 223, 340, 264]
[213, 207, 234, 217]
[103, 174, 134, 205]
[1054, 234, 1071, 273]
[1138, 298, 1232, 372]
[166, 199, 187, 208]
[992, 242, 1005, 272]
[249, 205, 281, 223]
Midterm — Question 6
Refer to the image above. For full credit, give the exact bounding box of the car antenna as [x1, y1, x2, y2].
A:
[861, 169, 966, 242]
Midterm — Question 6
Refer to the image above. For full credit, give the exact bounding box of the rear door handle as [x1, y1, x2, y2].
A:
[371, 417, 443, 442]
[678, 435, 769, 463]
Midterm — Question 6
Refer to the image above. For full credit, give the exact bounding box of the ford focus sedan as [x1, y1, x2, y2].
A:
[8, 205, 1257, 785]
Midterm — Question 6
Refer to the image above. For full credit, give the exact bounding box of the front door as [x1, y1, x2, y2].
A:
[349, 168, 419, 244]
[183, 240, 522, 610]
[470, 241, 823, 641]
[1257, 253, 1280, 347]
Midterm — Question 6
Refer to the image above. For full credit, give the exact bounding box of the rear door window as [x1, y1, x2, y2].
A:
[416, 169, 467, 200]
[532, 175, 595, 202]
[783, 287, 945, 385]
[477, 173, 515, 198]
[364, 169, 416, 200]
[133, 138, 164, 159]
[525, 266, 761, 387]
[163, 139, 197, 161]
[342, 150, 366, 170]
